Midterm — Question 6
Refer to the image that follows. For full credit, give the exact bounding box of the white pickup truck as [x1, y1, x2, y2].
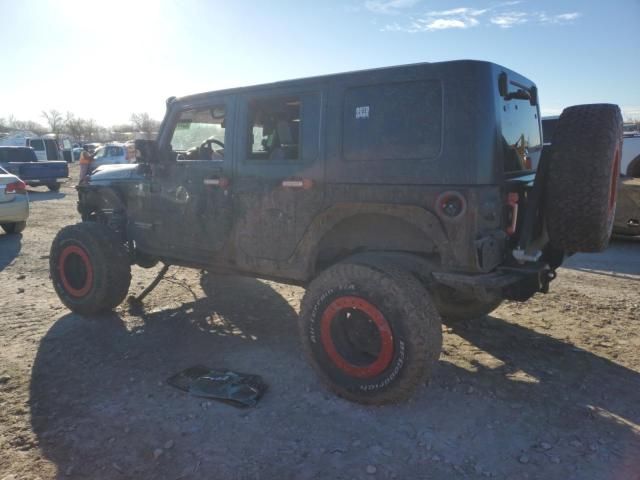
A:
[621, 124, 640, 177]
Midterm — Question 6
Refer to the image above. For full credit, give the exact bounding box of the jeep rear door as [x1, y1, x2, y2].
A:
[233, 87, 324, 262]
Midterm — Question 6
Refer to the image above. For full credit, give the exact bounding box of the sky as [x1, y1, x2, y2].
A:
[0, 0, 639, 127]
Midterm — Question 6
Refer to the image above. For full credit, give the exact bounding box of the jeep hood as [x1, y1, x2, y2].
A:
[89, 163, 144, 183]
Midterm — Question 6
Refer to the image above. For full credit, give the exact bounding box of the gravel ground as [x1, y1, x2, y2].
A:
[1, 165, 639, 480]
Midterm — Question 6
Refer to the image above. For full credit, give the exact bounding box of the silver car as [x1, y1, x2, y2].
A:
[0, 166, 29, 234]
[91, 144, 129, 168]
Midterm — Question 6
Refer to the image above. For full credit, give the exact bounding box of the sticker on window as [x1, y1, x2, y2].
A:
[355, 106, 370, 119]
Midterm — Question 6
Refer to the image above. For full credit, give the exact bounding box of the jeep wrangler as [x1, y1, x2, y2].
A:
[49, 60, 623, 404]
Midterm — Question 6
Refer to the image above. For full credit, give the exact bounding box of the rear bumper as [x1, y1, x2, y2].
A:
[432, 261, 553, 302]
[0, 195, 29, 223]
[26, 177, 68, 186]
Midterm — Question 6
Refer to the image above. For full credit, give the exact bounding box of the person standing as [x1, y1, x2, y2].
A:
[78, 148, 93, 184]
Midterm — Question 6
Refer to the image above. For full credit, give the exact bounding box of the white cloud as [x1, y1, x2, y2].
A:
[425, 7, 488, 17]
[537, 12, 581, 24]
[373, 2, 582, 33]
[364, 0, 420, 14]
[490, 11, 528, 28]
[423, 18, 471, 30]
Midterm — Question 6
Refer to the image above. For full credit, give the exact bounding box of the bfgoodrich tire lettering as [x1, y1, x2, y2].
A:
[50, 222, 131, 315]
[300, 260, 442, 404]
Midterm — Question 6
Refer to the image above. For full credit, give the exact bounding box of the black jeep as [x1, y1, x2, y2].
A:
[49, 60, 623, 404]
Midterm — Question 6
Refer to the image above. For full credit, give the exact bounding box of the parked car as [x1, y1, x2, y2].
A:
[0, 146, 69, 191]
[91, 144, 128, 168]
[0, 165, 29, 234]
[82, 143, 102, 154]
[50, 60, 622, 404]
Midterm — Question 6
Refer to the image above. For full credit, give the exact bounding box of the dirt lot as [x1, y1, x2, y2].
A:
[1, 165, 639, 480]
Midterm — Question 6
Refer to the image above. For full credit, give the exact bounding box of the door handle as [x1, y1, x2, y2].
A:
[282, 178, 314, 189]
[204, 177, 230, 188]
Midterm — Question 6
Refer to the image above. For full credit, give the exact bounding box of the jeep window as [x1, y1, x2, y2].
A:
[501, 99, 542, 172]
[247, 96, 300, 161]
[170, 106, 226, 160]
[342, 81, 442, 162]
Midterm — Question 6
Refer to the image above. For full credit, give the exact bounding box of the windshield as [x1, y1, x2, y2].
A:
[170, 107, 226, 152]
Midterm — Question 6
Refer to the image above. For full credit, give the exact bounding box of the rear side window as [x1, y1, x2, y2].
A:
[30, 139, 45, 151]
[342, 81, 442, 162]
[247, 96, 301, 161]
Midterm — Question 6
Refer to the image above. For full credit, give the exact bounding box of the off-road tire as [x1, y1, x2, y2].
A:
[544, 103, 623, 252]
[47, 183, 61, 192]
[1, 221, 27, 234]
[299, 259, 442, 404]
[433, 287, 502, 323]
[50, 222, 131, 315]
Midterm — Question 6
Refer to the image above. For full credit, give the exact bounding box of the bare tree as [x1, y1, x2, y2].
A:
[84, 119, 98, 141]
[130, 112, 160, 140]
[6, 114, 46, 135]
[42, 109, 64, 139]
[64, 112, 86, 141]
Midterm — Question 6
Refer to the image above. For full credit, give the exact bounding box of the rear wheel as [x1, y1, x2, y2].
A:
[299, 259, 442, 404]
[544, 104, 623, 252]
[1, 221, 27, 234]
[47, 183, 61, 192]
[50, 222, 131, 315]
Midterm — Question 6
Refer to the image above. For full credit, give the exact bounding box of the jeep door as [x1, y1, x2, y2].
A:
[147, 96, 236, 261]
[233, 88, 324, 262]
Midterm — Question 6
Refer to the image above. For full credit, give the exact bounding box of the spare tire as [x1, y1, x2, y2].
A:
[544, 103, 623, 252]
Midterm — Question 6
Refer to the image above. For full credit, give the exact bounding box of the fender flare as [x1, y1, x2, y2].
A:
[289, 203, 452, 277]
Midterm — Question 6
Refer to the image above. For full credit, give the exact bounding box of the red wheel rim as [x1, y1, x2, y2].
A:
[320, 296, 394, 379]
[58, 245, 93, 297]
[609, 145, 621, 214]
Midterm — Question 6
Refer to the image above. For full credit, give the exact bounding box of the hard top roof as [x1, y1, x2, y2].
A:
[172, 59, 504, 105]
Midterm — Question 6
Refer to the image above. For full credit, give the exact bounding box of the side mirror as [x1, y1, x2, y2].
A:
[134, 139, 159, 164]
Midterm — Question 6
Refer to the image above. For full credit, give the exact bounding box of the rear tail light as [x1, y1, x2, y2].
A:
[6, 180, 27, 194]
[435, 191, 466, 219]
[506, 192, 519, 235]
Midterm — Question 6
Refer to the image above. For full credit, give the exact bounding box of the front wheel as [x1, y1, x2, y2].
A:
[299, 260, 442, 404]
[50, 222, 131, 315]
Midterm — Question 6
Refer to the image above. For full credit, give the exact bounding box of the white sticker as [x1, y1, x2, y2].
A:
[355, 106, 370, 119]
